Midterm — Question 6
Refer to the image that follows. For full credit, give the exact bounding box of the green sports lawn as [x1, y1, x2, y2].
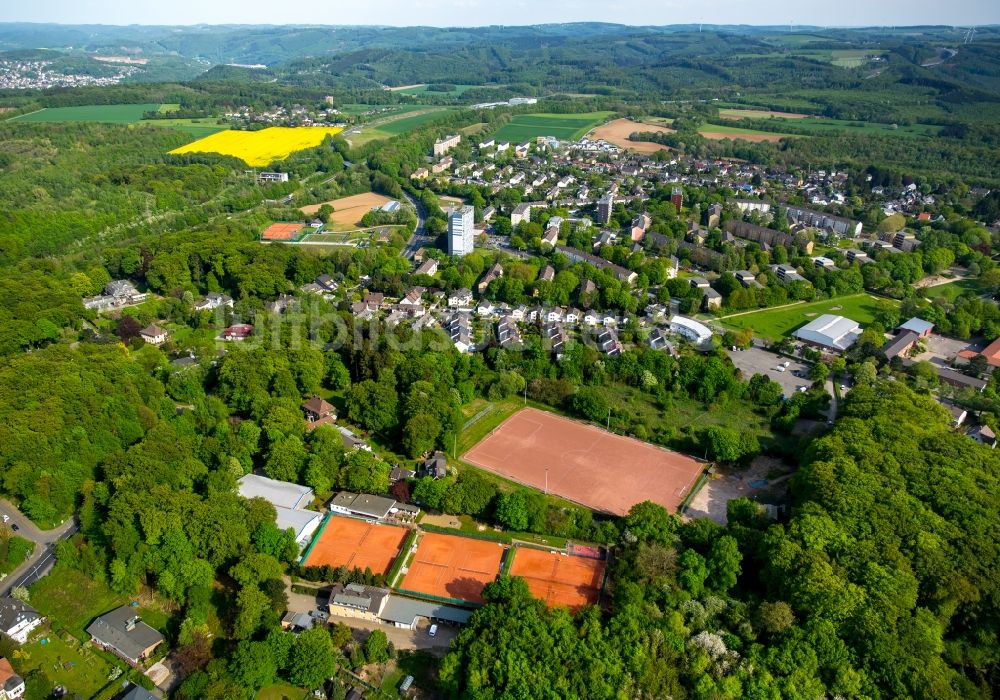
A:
[9, 103, 162, 124]
[491, 112, 614, 142]
[719, 294, 898, 342]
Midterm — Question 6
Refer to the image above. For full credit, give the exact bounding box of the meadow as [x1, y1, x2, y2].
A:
[348, 107, 454, 146]
[169, 126, 342, 166]
[9, 103, 162, 124]
[719, 293, 897, 341]
[922, 278, 981, 302]
[491, 112, 614, 142]
[144, 117, 230, 138]
[698, 123, 796, 142]
[394, 83, 483, 96]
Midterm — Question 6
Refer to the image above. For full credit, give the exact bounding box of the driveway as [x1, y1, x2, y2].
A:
[725, 347, 812, 397]
[0, 499, 77, 596]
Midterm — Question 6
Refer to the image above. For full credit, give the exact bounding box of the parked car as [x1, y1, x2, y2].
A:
[1, 515, 8, 523]
[428, 624, 438, 637]
[11, 523, 18, 531]
[309, 610, 329, 620]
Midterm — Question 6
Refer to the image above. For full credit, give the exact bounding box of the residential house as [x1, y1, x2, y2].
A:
[476, 301, 494, 317]
[477, 263, 504, 293]
[541, 226, 559, 248]
[423, 452, 448, 479]
[689, 277, 710, 289]
[139, 324, 168, 346]
[772, 265, 806, 283]
[86, 607, 164, 666]
[415, 259, 439, 277]
[538, 266, 555, 283]
[724, 220, 814, 255]
[970, 424, 997, 448]
[845, 249, 870, 264]
[221, 324, 253, 341]
[511, 203, 532, 227]
[631, 214, 651, 242]
[702, 288, 723, 310]
[302, 396, 336, 429]
[0, 659, 23, 700]
[194, 292, 234, 311]
[446, 313, 473, 353]
[389, 467, 415, 482]
[596, 327, 622, 356]
[497, 316, 523, 349]
[448, 289, 474, 307]
[267, 294, 295, 314]
[544, 322, 570, 356]
[0, 599, 43, 645]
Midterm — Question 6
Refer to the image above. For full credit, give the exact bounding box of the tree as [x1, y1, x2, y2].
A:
[229, 640, 277, 690]
[854, 360, 878, 386]
[116, 315, 142, 343]
[402, 412, 442, 458]
[495, 491, 529, 531]
[264, 436, 307, 483]
[810, 362, 830, 383]
[678, 549, 709, 596]
[287, 626, 337, 689]
[756, 601, 795, 636]
[571, 387, 609, 423]
[233, 585, 269, 639]
[364, 629, 390, 664]
[704, 426, 742, 462]
[346, 379, 399, 433]
[707, 535, 742, 592]
[624, 501, 676, 545]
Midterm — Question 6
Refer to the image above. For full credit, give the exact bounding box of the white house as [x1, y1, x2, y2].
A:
[0, 599, 43, 645]
[139, 324, 168, 345]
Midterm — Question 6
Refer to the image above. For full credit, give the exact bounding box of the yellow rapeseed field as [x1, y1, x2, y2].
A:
[169, 126, 343, 166]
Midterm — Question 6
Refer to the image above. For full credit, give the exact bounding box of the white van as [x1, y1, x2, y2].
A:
[428, 624, 438, 637]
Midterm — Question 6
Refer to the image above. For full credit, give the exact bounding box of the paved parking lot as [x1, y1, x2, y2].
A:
[726, 347, 812, 397]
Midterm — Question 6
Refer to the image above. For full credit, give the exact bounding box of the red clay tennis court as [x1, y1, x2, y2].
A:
[509, 547, 605, 611]
[261, 222, 304, 241]
[303, 515, 408, 576]
[463, 407, 705, 516]
[400, 532, 507, 604]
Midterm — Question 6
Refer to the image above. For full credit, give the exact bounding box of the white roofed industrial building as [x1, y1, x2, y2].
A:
[238, 474, 322, 548]
[793, 314, 863, 352]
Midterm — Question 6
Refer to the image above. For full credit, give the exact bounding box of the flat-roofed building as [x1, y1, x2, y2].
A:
[794, 314, 862, 353]
[433, 134, 461, 157]
[448, 206, 475, 257]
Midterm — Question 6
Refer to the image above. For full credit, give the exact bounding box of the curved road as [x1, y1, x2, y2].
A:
[0, 499, 78, 596]
[402, 190, 433, 260]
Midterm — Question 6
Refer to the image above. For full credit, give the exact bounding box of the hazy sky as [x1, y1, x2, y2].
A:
[3, 0, 999, 27]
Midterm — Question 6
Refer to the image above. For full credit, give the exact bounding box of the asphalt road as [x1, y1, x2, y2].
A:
[401, 190, 434, 261]
[0, 499, 78, 596]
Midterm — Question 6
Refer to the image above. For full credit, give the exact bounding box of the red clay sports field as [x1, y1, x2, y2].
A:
[462, 407, 705, 516]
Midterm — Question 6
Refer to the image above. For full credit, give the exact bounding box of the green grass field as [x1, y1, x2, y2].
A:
[142, 117, 230, 138]
[923, 278, 981, 301]
[9, 103, 161, 124]
[719, 294, 898, 341]
[257, 682, 310, 700]
[348, 107, 454, 146]
[491, 112, 614, 143]
[395, 84, 484, 96]
[766, 116, 938, 138]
